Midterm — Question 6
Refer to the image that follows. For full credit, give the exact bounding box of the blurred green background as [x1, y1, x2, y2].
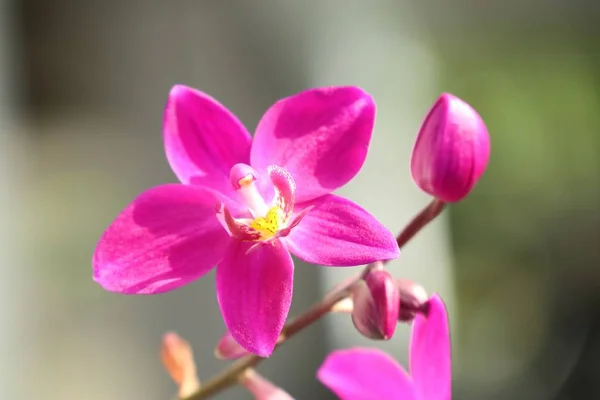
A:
[0, 1, 598, 399]
[446, 33, 600, 399]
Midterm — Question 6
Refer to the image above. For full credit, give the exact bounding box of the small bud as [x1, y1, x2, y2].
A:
[214, 331, 250, 360]
[351, 269, 400, 340]
[411, 93, 490, 202]
[160, 332, 200, 398]
[239, 369, 295, 400]
[396, 279, 429, 322]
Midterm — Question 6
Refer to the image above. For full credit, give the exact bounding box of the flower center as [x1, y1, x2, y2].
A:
[250, 207, 284, 240]
[223, 163, 299, 243]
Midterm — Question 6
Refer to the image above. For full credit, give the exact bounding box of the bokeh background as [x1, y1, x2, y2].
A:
[1, 1, 599, 399]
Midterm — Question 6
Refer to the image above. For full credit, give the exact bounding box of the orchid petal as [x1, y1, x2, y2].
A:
[164, 85, 251, 195]
[317, 348, 415, 400]
[251, 87, 375, 203]
[284, 195, 399, 266]
[410, 294, 452, 400]
[93, 184, 228, 294]
[216, 239, 293, 357]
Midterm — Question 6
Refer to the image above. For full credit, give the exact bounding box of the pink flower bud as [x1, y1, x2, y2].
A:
[396, 279, 429, 322]
[240, 369, 294, 400]
[351, 269, 400, 340]
[411, 93, 490, 202]
[160, 332, 200, 398]
[214, 331, 250, 360]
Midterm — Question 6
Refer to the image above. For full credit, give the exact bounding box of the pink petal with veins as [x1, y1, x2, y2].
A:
[216, 239, 293, 357]
[318, 348, 415, 400]
[284, 195, 399, 266]
[410, 294, 452, 400]
[93, 184, 228, 294]
[164, 85, 251, 197]
[251, 86, 375, 203]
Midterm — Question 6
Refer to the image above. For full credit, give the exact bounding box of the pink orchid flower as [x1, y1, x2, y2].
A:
[411, 93, 490, 203]
[318, 294, 450, 400]
[93, 85, 400, 356]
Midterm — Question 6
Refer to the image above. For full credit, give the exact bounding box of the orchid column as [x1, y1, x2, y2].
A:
[306, 1, 456, 354]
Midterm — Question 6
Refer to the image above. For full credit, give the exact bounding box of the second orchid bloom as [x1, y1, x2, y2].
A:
[93, 85, 400, 356]
[318, 294, 451, 400]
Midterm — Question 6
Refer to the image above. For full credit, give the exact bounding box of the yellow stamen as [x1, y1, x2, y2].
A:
[250, 206, 284, 240]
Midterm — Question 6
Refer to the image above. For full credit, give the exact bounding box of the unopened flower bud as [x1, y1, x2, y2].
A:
[411, 93, 490, 202]
[396, 279, 429, 322]
[239, 369, 295, 400]
[214, 331, 250, 360]
[351, 269, 400, 340]
[160, 332, 200, 398]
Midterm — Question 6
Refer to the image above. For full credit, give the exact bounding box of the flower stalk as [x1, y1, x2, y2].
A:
[183, 281, 355, 399]
[180, 197, 444, 400]
[391, 198, 445, 253]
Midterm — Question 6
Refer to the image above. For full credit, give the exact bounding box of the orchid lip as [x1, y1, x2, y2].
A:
[222, 164, 302, 242]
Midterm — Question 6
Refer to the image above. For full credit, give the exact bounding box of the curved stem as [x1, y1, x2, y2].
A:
[391, 198, 445, 253]
[181, 197, 445, 399]
[183, 286, 354, 399]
